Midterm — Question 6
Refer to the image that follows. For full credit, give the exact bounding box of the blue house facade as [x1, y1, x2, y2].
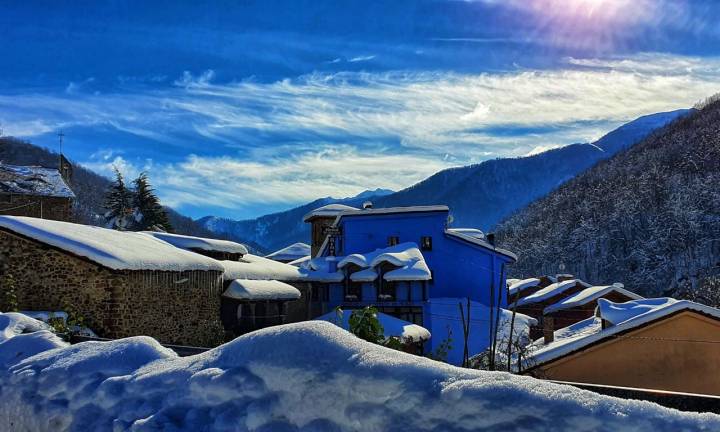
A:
[302, 203, 517, 360]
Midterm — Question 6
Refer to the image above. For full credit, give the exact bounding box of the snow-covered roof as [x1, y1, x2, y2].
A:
[298, 256, 345, 282]
[222, 279, 301, 301]
[315, 310, 431, 342]
[530, 298, 720, 367]
[287, 255, 311, 267]
[302, 203, 359, 222]
[508, 278, 541, 297]
[349, 267, 378, 282]
[335, 242, 432, 282]
[265, 242, 311, 261]
[219, 254, 305, 281]
[506, 278, 521, 288]
[0, 216, 224, 272]
[543, 284, 643, 315]
[143, 231, 248, 255]
[515, 279, 591, 307]
[2, 314, 719, 430]
[0, 164, 75, 198]
[447, 228, 485, 239]
[445, 229, 518, 261]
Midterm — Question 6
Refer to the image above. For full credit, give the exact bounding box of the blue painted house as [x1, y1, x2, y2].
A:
[302, 203, 518, 362]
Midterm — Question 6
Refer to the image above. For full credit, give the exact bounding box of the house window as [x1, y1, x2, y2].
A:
[388, 236, 400, 246]
[378, 281, 396, 301]
[0, 194, 10, 203]
[345, 281, 362, 302]
[420, 236, 432, 251]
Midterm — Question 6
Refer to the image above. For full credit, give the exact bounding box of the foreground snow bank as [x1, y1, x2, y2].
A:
[0, 314, 718, 431]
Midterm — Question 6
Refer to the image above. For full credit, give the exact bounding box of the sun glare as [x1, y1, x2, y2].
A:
[520, 0, 651, 51]
[526, 0, 644, 21]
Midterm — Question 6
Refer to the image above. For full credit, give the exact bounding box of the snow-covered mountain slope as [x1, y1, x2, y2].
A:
[201, 110, 689, 251]
[496, 102, 720, 297]
[198, 189, 394, 253]
[1, 314, 718, 431]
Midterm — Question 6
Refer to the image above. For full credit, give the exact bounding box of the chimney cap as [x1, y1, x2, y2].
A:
[362, 201, 373, 209]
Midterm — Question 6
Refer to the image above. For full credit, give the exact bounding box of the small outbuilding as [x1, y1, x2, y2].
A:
[0, 163, 74, 221]
[221, 279, 301, 335]
[218, 253, 312, 336]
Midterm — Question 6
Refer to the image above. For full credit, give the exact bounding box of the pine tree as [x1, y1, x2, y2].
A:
[133, 172, 173, 232]
[103, 167, 135, 230]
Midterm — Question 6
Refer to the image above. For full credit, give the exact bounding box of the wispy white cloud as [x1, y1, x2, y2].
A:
[2, 52, 720, 214]
[84, 146, 451, 212]
[173, 70, 216, 88]
[348, 55, 376, 63]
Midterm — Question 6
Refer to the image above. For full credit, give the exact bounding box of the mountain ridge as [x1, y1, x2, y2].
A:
[496, 102, 719, 297]
[200, 109, 690, 251]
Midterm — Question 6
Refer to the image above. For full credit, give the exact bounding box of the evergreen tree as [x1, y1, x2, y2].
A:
[133, 172, 173, 232]
[103, 167, 135, 230]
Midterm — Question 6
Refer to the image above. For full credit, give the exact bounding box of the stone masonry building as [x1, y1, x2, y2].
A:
[0, 216, 225, 346]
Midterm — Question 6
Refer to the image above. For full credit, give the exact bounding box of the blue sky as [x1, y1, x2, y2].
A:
[1, 0, 720, 219]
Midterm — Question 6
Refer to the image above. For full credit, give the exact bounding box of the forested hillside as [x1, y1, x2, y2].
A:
[0, 137, 109, 224]
[0, 137, 263, 251]
[372, 110, 688, 230]
[497, 101, 720, 297]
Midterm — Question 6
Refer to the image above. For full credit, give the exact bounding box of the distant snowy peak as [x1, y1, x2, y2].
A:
[343, 188, 395, 201]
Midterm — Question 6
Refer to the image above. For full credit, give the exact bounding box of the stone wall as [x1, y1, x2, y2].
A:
[0, 230, 224, 346]
[285, 282, 313, 322]
[0, 194, 72, 221]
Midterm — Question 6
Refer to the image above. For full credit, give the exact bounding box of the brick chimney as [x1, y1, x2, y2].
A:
[543, 316, 555, 344]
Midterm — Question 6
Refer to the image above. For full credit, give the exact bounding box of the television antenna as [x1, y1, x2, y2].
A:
[57, 130, 65, 155]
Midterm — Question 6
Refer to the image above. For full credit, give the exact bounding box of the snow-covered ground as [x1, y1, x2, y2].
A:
[1, 312, 718, 431]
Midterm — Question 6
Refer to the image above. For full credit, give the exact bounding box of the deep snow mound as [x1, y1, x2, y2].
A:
[1, 314, 719, 431]
[0, 312, 67, 368]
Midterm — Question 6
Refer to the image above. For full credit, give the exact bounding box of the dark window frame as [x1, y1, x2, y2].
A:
[420, 236, 432, 251]
[388, 236, 400, 246]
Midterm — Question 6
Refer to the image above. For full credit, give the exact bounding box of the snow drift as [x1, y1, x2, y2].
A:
[0, 313, 718, 431]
